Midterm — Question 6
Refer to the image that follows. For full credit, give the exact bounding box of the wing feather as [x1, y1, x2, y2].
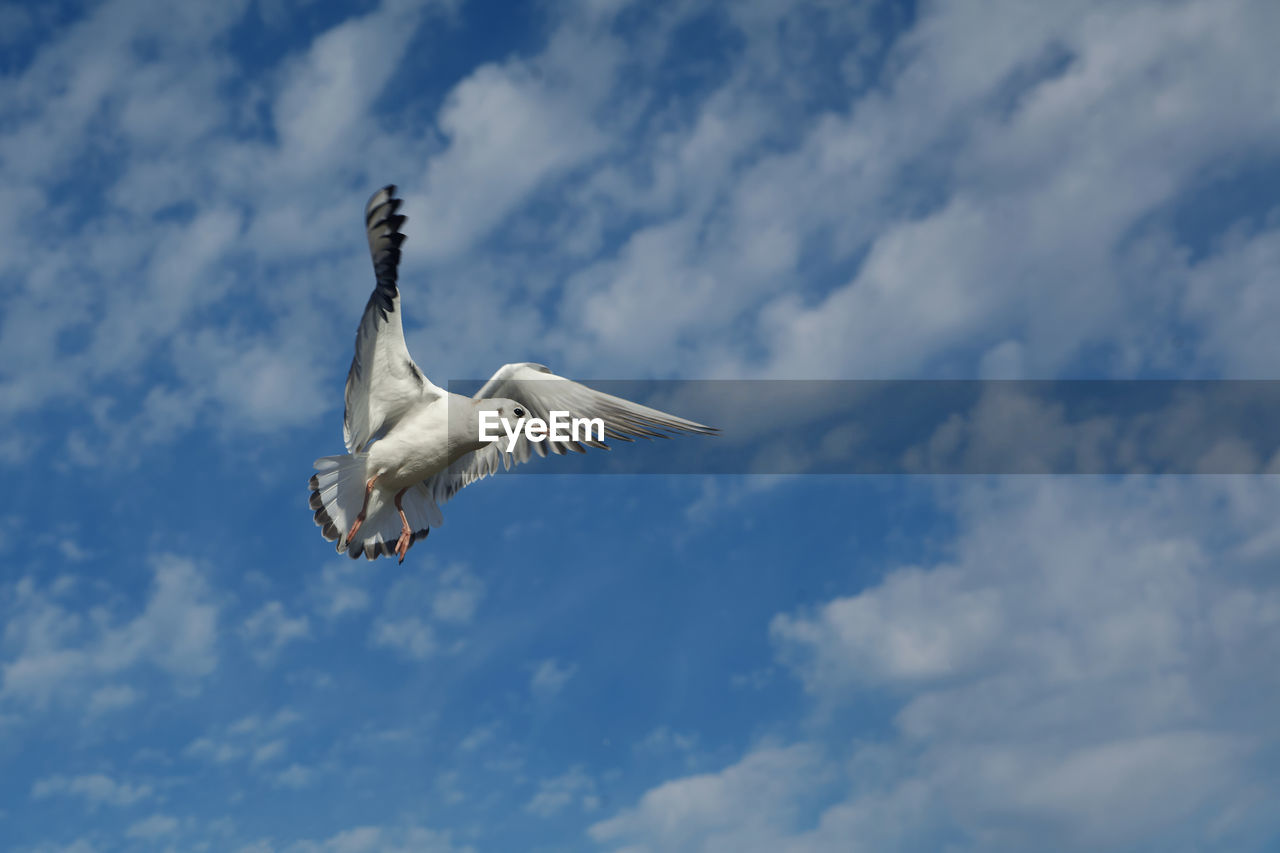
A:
[343, 185, 440, 452]
[420, 362, 716, 505]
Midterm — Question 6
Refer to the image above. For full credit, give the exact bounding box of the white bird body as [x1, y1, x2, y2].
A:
[310, 185, 715, 561]
[365, 395, 484, 490]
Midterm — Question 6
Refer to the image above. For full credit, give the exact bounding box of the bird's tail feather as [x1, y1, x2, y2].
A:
[309, 454, 434, 561]
[309, 454, 370, 551]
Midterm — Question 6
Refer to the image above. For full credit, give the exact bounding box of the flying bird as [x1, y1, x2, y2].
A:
[310, 185, 716, 562]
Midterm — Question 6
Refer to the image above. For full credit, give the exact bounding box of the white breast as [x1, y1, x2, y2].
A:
[366, 394, 484, 490]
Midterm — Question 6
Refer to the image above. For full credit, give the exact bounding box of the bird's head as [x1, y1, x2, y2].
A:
[480, 398, 527, 423]
[471, 397, 529, 443]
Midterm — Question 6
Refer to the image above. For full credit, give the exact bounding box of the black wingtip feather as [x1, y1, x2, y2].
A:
[365, 184, 400, 222]
[365, 186, 408, 301]
[377, 212, 406, 231]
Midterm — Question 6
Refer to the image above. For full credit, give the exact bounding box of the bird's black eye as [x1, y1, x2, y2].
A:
[514, 407, 526, 418]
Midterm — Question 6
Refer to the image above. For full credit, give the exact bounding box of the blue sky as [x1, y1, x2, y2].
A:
[3, 0, 1280, 850]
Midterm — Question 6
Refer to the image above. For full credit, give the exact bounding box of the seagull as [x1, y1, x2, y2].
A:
[310, 185, 716, 562]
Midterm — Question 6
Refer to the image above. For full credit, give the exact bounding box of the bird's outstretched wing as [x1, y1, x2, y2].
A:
[343, 185, 441, 452]
[421, 362, 717, 506]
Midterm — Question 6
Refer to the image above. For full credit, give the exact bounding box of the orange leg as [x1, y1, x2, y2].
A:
[344, 475, 379, 547]
[393, 488, 415, 564]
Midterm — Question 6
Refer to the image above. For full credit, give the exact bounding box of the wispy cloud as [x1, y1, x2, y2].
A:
[4, 1, 1280, 850]
[525, 765, 598, 818]
[125, 813, 179, 840]
[308, 563, 373, 620]
[529, 658, 577, 701]
[184, 707, 302, 771]
[595, 478, 1280, 851]
[234, 822, 475, 853]
[86, 684, 140, 716]
[589, 744, 828, 849]
[273, 762, 315, 791]
[369, 562, 484, 661]
[240, 601, 311, 665]
[6, 0, 1277, 468]
[1, 555, 218, 709]
[31, 772, 152, 809]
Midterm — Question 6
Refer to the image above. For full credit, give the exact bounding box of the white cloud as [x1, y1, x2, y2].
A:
[369, 564, 484, 661]
[125, 813, 179, 839]
[87, 206, 243, 376]
[269, 1, 424, 178]
[430, 564, 485, 625]
[590, 744, 828, 850]
[174, 328, 333, 435]
[399, 2, 625, 266]
[241, 601, 311, 665]
[97, 555, 220, 680]
[0, 0, 431, 453]
[771, 561, 1005, 688]
[0, 0, 256, 430]
[252, 739, 287, 766]
[2, 0, 1278, 474]
[524, 766, 598, 818]
[228, 708, 301, 737]
[370, 616, 438, 661]
[184, 736, 243, 765]
[25, 841, 101, 853]
[56, 540, 92, 562]
[184, 707, 303, 773]
[4, 3, 1280, 848]
[275, 763, 316, 790]
[1183, 223, 1280, 377]
[635, 726, 698, 756]
[31, 773, 152, 809]
[309, 563, 372, 619]
[529, 658, 577, 700]
[1, 555, 218, 708]
[407, 59, 609, 261]
[682, 476, 792, 525]
[86, 684, 140, 715]
[535, 0, 1280, 384]
[594, 478, 1280, 851]
[235, 843, 275, 853]
[247, 822, 475, 853]
[456, 724, 496, 753]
